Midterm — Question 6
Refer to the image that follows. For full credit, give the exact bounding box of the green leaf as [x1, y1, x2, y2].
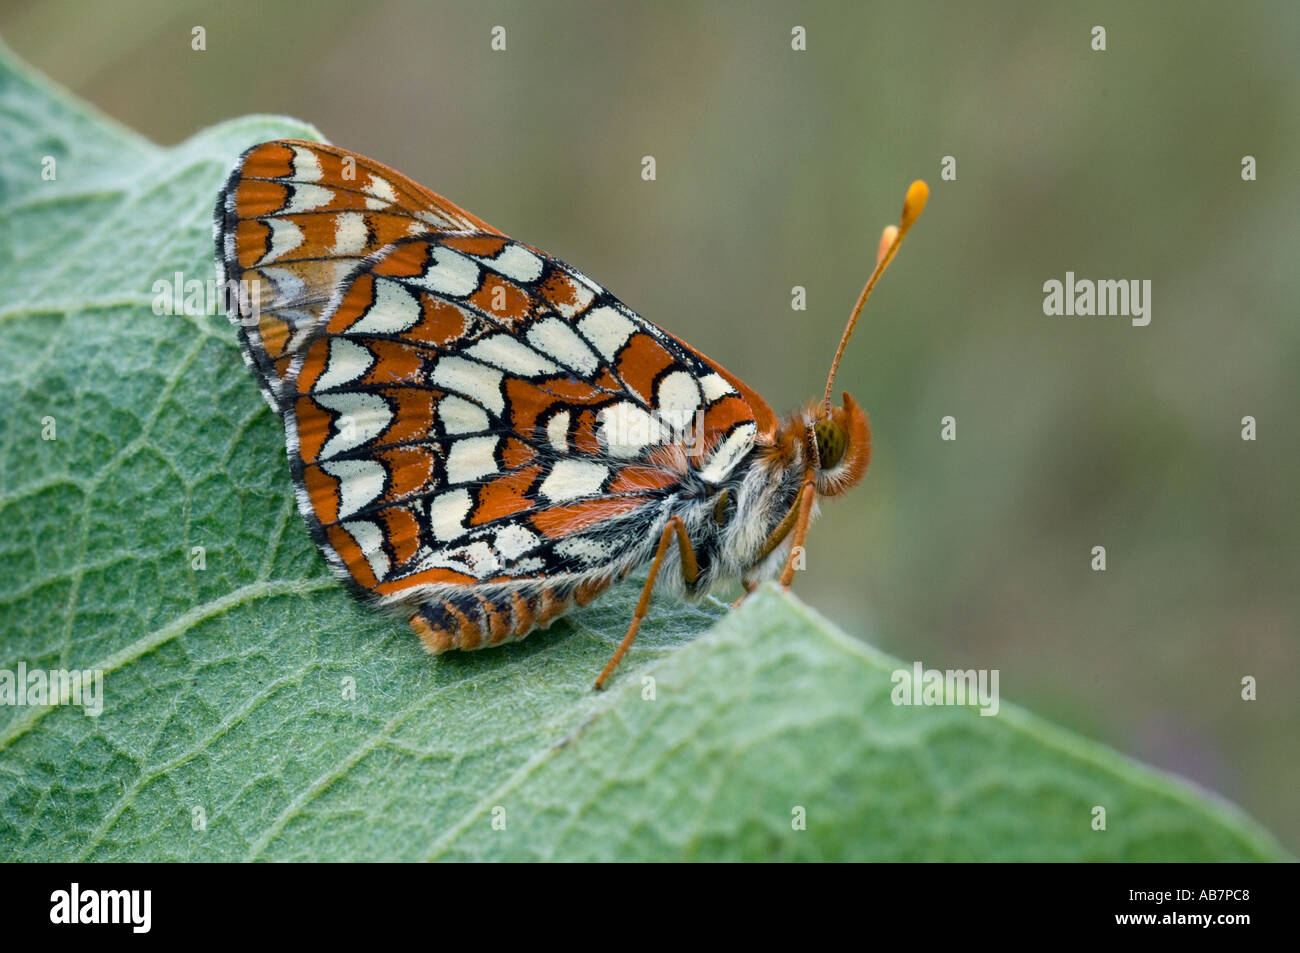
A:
[0, 41, 1287, 862]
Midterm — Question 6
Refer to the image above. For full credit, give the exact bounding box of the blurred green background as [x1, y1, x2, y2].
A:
[3, 0, 1296, 852]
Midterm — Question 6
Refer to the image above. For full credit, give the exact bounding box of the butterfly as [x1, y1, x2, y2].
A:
[214, 139, 927, 689]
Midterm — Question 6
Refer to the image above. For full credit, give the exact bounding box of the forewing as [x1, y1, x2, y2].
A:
[216, 140, 775, 606]
[214, 138, 501, 412]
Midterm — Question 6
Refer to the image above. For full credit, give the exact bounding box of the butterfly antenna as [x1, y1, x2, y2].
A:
[822, 180, 929, 413]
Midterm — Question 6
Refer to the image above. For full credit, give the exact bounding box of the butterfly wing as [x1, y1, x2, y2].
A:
[216, 140, 775, 648]
[214, 139, 501, 413]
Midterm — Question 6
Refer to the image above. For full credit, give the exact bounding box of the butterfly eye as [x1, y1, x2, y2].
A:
[814, 419, 847, 470]
[713, 490, 733, 526]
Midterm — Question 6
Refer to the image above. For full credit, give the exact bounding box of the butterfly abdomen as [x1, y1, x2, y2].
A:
[408, 576, 614, 652]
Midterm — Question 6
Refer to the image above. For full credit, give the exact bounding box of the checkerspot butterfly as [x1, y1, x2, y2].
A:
[214, 140, 927, 688]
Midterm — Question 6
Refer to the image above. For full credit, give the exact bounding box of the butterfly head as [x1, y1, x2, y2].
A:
[808, 390, 871, 497]
[767, 391, 871, 501]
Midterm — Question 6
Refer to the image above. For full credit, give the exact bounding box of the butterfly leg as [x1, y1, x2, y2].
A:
[593, 516, 698, 691]
[778, 481, 817, 588]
